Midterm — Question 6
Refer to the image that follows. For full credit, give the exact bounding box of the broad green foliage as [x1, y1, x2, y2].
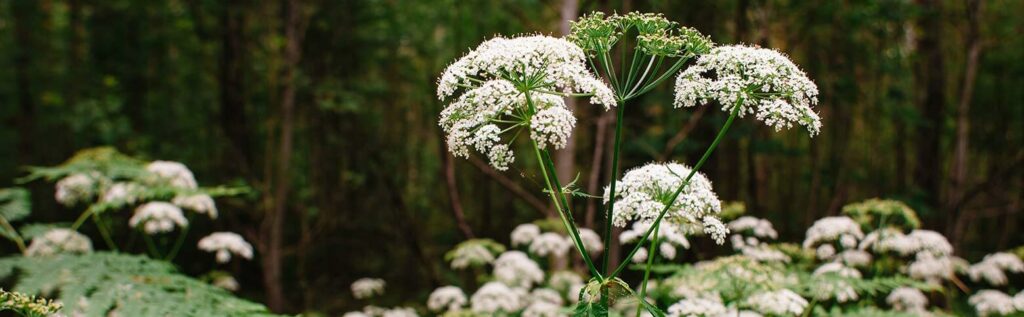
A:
[0, 252, 283, 317]
[842, 199, 922, 231]
[0, 187, 30, 245]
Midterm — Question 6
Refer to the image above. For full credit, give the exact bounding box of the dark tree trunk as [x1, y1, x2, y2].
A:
[12, 0, 37, 165]
[220, 0, 253, 175]
[913, 0, 947, 215]
[945, 0, 983, 234]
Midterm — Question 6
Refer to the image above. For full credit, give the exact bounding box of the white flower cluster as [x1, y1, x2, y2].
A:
[344, 306, 419, 317]
[100, 182, 141, 205]
[351, 278, 386, 299]
[886, 287, 928, 313]
[620, 221, 691, 263]
[673, 45, 821, 136]
[470, 282, 525, 314]
[427, 286, 467, 312]
[172, 194, 218, 219]
[529, 232, 572, 258]
[547, 270, 584, 296]
[25, 228, 93, 256]
[197, 232, 253, 263]
[578, 228, 604, 255]
[969, 290, 1024, 317]
[437, 35, 615, 170]
[727, 216, 777, 240]
[129, 202, 188, 234]
[802, 216, 863, 254]
[812, 262, 862, 303]
[493, 251, 545, 289]
[667, 296, 727, 317]
[511, 223, 542, 247]
[745, 289, 808, 316]
[146, 161, 198, 189]
[447, 241, 498, 269]
[968, 252, 1024, 286]
[605, 163, 725, 244]
[55, 173, 103, 206]
[906, 252, 966, 284]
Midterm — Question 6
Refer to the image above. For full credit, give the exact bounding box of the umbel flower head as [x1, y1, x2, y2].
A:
[674, 45, 821, 136]
[604, 162, 726, 244]
[197, 232, 254, 263]
[25, 228, 93, 257]
[437, 35, 615, 170]
[130, 201, 188, 234]
[568, 12, 713, 57]
[351, 278, 386, 299]
[427, 286, 467, 312]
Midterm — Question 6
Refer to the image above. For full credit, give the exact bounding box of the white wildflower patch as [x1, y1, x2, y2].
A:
[886, 287, 928, 313]
[673, 45, 820, 136]
[25, 228, 93, 256]
[145, 160, 198, 189]
[577, 228, 604, 255]
[604, 162, 724, 244]
[197, 232, 254, 263]
[381, 307, 418, 317]
[129, 202, 188, 234]
[812, 262, 862, 303]
[667, 296, 727, 317]
[511, 223, 541, 247]
[447, 240, 501, 269]
[55, 173, 103, 206]
[620, 221, 690, 262]
[907, 252, 962, 284]
[969, 290, 1019, 317]
[745, 289, 807, 316]
[528, 232, 572, 258]
[470, 282, 525, 314]
[493, 251, 545, 289]
[968, 252, 1024, 286]
[548, 270, 583, 294]
[427, 286, 467, 312]
[802, 216, 863, 257]
[727, 216, 777, 240]
[351, 278, 386, 299]
[100, 182, 142, 205]
[172, 194, 218, 219]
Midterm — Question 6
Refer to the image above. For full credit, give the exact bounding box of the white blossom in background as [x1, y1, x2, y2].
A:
[100, 182, 141, 205]
[197, 232, 254, 263]
[666, 296, 727, 317]
[427, 286, 467, 312]
[673, 45, 821, 136]
[25, 228, 93, 256]
[907, 253, 963, 284]
[470, 282, 525, 314]
[739, 245, 790, 263]
[567, 283, 586, 304]
[351, 278, 386, 299]
[886, 287, 928, 313]
[448, 242, 498, 269]
[968, 252, 1024, 286]
[172, 194, 218, 219]
[727, 216, 777, 240]
[605, 162, 725, 244]
[548, 270, 584, 294]
[145, 161, 198, 189]
[812, 262, 861, 303]
[521, 301, 563, 317]
[836, 250, 873, 267]
[745, 289, 808, 316]
[719, 309, 764, 317]
[803, 216, 863, 254]
[342, 312, 370, 317]
[55, 173, 102, 206]
[212, 275, 240, 291]
[969, 290, 1019, 317]
[511, 223, 541, 247]
[493, 251, 545, 289]
[381, 307, 419, 317]
[529, 288, 563, 306]
[529, 232, 571, 258]
[621, 221, 691, 263]
[577, 228, 604, 255]
[129, 202, 188, 234]
[437, 35, 615, 170]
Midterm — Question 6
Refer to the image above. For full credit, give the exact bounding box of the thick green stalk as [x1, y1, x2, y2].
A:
[611, 103, 741, 278]
[601, 102, 626, 274]
[0, 217, 26, 253]
[634, 224, 661, 317]
[164, 217, 192, 261]
[143, 234, 162, 258]
[92, 214, 118, 252]
[532, 142, 602, 279]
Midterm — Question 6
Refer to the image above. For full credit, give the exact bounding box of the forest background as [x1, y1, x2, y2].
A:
[1, 0, 1021, 314]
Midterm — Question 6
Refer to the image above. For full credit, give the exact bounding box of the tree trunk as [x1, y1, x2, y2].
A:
[440, 142, 475, 239]
[262, 0, 308, 311]
[220, 0, 253, 176]
[945, 0, 983, 231]
[12, 0, 36, 166]
[913, 0, 947, 216]
[554, 0, 579, 209]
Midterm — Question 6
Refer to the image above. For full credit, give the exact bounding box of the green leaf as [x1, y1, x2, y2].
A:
[638, 296, 666, 317]
[0, 187, 31, 222]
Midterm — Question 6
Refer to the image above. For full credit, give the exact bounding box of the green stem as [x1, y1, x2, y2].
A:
[635, 224, 661, 317]
[602, 102, 626, 274]
[532, 142, 602, 280]
[92, 213, 118, 252]
[600, 50, 621, 94]
[611, 102, 741, 278]
[143, 234, 162, 258]
[0, 217, 26, 253]
[801, 298, 818, 317]
[70, 208, 94, 230]
[164, 218, 191, 261]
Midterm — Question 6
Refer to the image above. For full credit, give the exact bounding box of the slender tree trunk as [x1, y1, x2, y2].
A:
[440, 142, 475, 239]
[913, 0, 947, 217]
[585, 113, 611, 229]
[262, 0, 308, 311]
[220, 0, 252, 176]
[945, 0, 983, 230]
[555, 0, 579, 209]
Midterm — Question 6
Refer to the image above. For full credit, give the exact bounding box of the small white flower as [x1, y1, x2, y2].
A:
[620, 222, 690, 261]
[907, 253, 960, 284]
[802, 216, 863, 250]
[146, 161, 198, 189]
[529, 232, 572, 258]
[746, 289, 808, 316]
[529, 288, 563, 306]
[197, 232, 254, 263]
[511, 223, 541, 247]
[727, 216, 778, 240]
[522, 301, 563, 317]
[427, 286, 467, 312]
[886, 287, 928, 313]
[578, 228, 604, 255]
[172, 194, 218, 219]
[447, 240, 501, 269]
[350, 278, 385, 299]
[381, 307, 418, 317]
[129, 202, 188, 234]
[548, 270, 584, 294]
[100, 182, 142, 205]
[470, 282, 525, 314]
[969, 290, 1019, 316]
[673, 45, 821, 136]
[968, 252, 1024, 286]
[667, 296, 726, 317]
[55, 173, 102, 206]
[25, 228, 93, 256]
[493, 251, 545, 289]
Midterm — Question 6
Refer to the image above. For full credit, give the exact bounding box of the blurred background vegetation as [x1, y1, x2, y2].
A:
[0, 0, 1021, 314]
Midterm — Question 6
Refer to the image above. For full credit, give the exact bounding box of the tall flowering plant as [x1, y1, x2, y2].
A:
[436, 11, 821, 316]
